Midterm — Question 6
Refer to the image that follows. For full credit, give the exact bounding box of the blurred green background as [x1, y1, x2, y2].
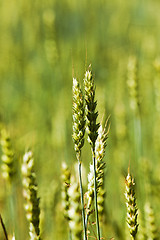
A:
[0, 0, 160, 239]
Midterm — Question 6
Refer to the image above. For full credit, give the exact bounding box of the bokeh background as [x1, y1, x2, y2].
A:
[0, 0, 160, 239]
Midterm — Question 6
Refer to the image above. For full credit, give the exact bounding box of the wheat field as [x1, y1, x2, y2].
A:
[0, 0, 160, 239]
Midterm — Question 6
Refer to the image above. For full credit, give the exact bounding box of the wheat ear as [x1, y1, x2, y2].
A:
[84, 67, 100, 240]
[127, 56, 139, 113]
[0, 129, 17, 236]
[21, 151, 41, 240]
[125, 171, 138, 240]
[61, 161, 71, 220]
[0, 129, 15, 182]
[72, 77, 87, 240]
[144, 202, 158, 240]
[86, 121, 109, 224]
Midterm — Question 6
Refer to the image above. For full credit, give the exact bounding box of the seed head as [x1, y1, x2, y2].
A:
[144, 202, 158, 240]
[72, 78, 85, 159]
[21, 151, 40, 239]
[84, 68, 100, 149]
[61, 162, 71, 220]
[125, 172, 138, 239]
[86, 121, 109, 215]
[127, 56, 139, 113]
[0, 129, 15, 182]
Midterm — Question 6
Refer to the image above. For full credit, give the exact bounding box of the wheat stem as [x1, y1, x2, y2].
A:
[78, 159, 87, 240]
[93, 150, 101, 240]
[0, 214, 9, 240]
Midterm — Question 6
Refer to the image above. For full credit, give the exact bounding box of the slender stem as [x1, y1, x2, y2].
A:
[0, 214, 9, 240]
[85, 213, 89, 234]
[92, 150, 101, 240]
[78, 157, 87, 240]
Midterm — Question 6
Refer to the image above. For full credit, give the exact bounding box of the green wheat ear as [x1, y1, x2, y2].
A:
[21, 151, 41, 240]
[0, 128, 15, 182]
[43, 9, 58, 66]
[84, 68, 100, 149]
[125, 171, 138, 240]
[137, 210, 146, 240]
[127, 56, 139, 113]
[96, 120, 109, 223]
[72, 77, 85, 159]
[86, 121, 109, 218]
[61, 161, 71, 220]
[144, 202, 158, 240]
[0, 129, 17, 239]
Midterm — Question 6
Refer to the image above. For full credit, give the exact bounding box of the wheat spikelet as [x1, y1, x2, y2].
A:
[136, 210, 146, 240]
[86, 122, 109, 218]
[84, 68, 100, 149]
[72, 77, 85, 159]
[144, 202, 158, 240]
[21, 151, 40, 240]
[125, 172, 138, 240]
[43, 9, 58, 65]
[61, 161, 71, 220]
[0, 129, 15, 182]
[127, 56, 139, 113]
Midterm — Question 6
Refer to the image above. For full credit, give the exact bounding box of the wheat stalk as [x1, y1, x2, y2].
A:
[127, 56, 139, 114]
[0, 214, 9, 240]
